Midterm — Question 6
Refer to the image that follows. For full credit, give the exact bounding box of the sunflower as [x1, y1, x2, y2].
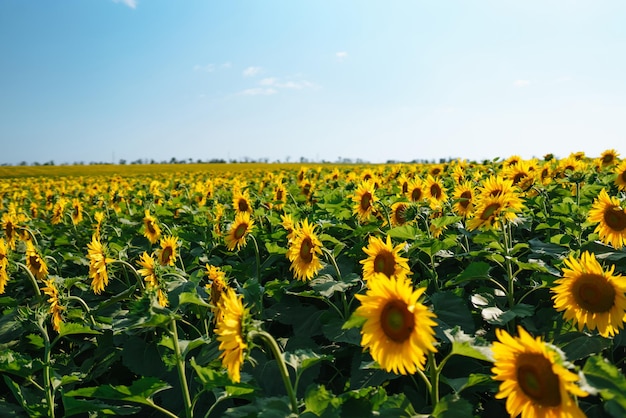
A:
[598, 149, 619, 168]
[287, 219, 323, 281]
[504, 159, 537, 191]
[51, 198, 66, 225]
[41, 278, 64, 332]
[390, 202, 410, 227]
[352, 180, 378, 222]
[0, 238, 9, 294]
[452, 181, 475, 217]
[71, 198, 83, 225]
[552, 251, 626, 337]
[273, 183, 287, 211]
[1, 212, 18, 250]
[478, 175, 516, 198]
[215, 287, 249, 383]
[614, 160, 626, 191]
[137, 251, 168, 307]
[87, 234, 114, 294]
[93, 211, 105, 239]
[407, 178, 425, 203]
[280, 213, 296, 242]
[587, 188, 626, 249]
[232, 189, 253, 214]
[354, 273, 437, 374]
[397, 174, 410, 195]
[143, 210, 161, 244]
[491, 326, 588, 418]
[424, 175, 448, 209]
[157, 236, 178, 266]
[25, 241, 48, 280]
[360, 235, 411, 282]
[205, 264, 228, 321]
[466, 193, 518, 231]
[225, 212, 254, 251]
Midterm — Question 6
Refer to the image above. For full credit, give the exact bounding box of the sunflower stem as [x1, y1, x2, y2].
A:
[250, 330, 298, 413]
[111, 259, 145, 290]
[36, 320, 55, 418]
[65, 296, 97, 327]
[15, 261, 42, 297]
[427, 352, 440, 405]
[170, 319, 193, 418]
[502, 221, 515, 310]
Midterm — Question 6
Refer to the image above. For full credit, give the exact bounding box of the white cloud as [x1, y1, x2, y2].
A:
[240, 87, 277, 96]
[513, 79, 531, 87]
[193, 64, 215, 73]
[243, 66, 262, 77]
[336, 51, 348, 60]
[112, 0, 137, 9]
[259, 77, 278, 86]
[221, 62, 232, 69]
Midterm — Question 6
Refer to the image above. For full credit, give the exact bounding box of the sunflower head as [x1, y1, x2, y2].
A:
[552, 251, 626, 337]
[491, 326, 588, 418]
[25, 241, 48, 281]
[354, 273, 437, 375]
[287, 219, 323, 281]
[41, 278, 64, 332]
[360, 235, 410, 282]
[588, 189, 626, 249]
[157, 236, 178, 266]
[143, 210, 162, 244]
[225, 212, 255, 251]
[352, 180, 378, 222]
[215, 287, 250, 383]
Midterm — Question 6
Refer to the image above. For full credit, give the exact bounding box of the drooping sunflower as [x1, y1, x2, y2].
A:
[614, 160, 626, 191]
[287, 219, 323, 281]
[143, 210, 161, 244]
[41, 278, 64, 332]
[272, 183, 287, 211]
[352, 180, 378, 222]
[157, 236, 178, 266]
[205, 264, 228, 321]
[51, 198, 66, 225]
[225, 212, 254, 251]
[390, 202, 410, 227]
[280, 213, 296, 242]
[587, 188, 626, 249]
[87, 234, 114, 294]
[491, 326, 588, 418]
[354, 273, 437, 375]
[137, 251, 168, 307]
[552, 251, 626, 337]
[360, 235, 411, 282]
[25, 241, 48, 280]
[0, 238, 9, 294]
[452, 181, 475, 217]
[215, 287, 249, 383]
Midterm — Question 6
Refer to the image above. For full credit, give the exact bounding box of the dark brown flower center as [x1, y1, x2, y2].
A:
[146, 221, 157, 234]
[513, 172, 526, 185]
[430, 184, 442, 199]
[380, 299, 414, 342]
[516, 353, 561, 407]
[401, 182, 409, 194]
[393, 204, 407, 225]
[360, 192, 372, 211]
[603, 206, 626, 232]
[602, 154, 615, 164]
[161, 246, 173, 264]
[573, 273, 616, 313]
[459, 191, 472, 209]
[237, 198, 249, 212]
[621, 171, 626, 183]
[374, 250, 396, 278]
[411, 188, 422, 202]
[480, 202, 502, 220]
[276, 189, 283, 201]
[29, 255, 41, 272]
[299, 237, 314, 263]
[5, 221, 14, 239]
[234, 223, 248, 240]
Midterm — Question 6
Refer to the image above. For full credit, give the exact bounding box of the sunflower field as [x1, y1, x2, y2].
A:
[1, 151, 626, 417]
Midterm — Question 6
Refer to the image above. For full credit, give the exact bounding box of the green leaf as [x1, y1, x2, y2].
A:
[310, 274, 352, 298]
[387, 225, 418, 240]
[177, 291, 211, 308]
[446, 261, 491, 286]
[304, 384, 335, 416]
[431, 291, 475, 334]
[431, 393, 474, 418]
[556, 332, 612, 362]
[480, 303, 534, 326]
[342, 311, 366, 330]
[64, 377, 172, 406]
[57, 322, 102, 338]
[583, 355, 626, 417]
[283, 349, 332, 375]
[0, 350, 44, 378]
[444, 328, 493, 363]
[62, 396, 141, 416]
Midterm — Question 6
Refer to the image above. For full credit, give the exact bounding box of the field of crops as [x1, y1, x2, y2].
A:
[1, 152, 626, 417]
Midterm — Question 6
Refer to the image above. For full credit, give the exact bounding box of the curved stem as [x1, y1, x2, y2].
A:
[15, 261, 41, 297]
[111, 259, 145, 290]
[65, 296, 97, 327]
[250, 330, 298, 413]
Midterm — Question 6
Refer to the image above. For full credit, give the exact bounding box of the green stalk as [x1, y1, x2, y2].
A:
[36, 321, 55, 418]
[170, 319, 193, 418]
[111, 259, 145, 290]
[428, 352, 440, 406]
[66, 296, 97, 327]
[250, 330, 298, 413]
[15, 261, 41, 297]
[249, 234, 261, 281]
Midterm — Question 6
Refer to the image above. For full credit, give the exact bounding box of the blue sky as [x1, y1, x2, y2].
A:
[1, 1, 626, 165]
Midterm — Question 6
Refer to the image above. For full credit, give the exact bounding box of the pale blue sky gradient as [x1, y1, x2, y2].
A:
[1, 1, 626, 165]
